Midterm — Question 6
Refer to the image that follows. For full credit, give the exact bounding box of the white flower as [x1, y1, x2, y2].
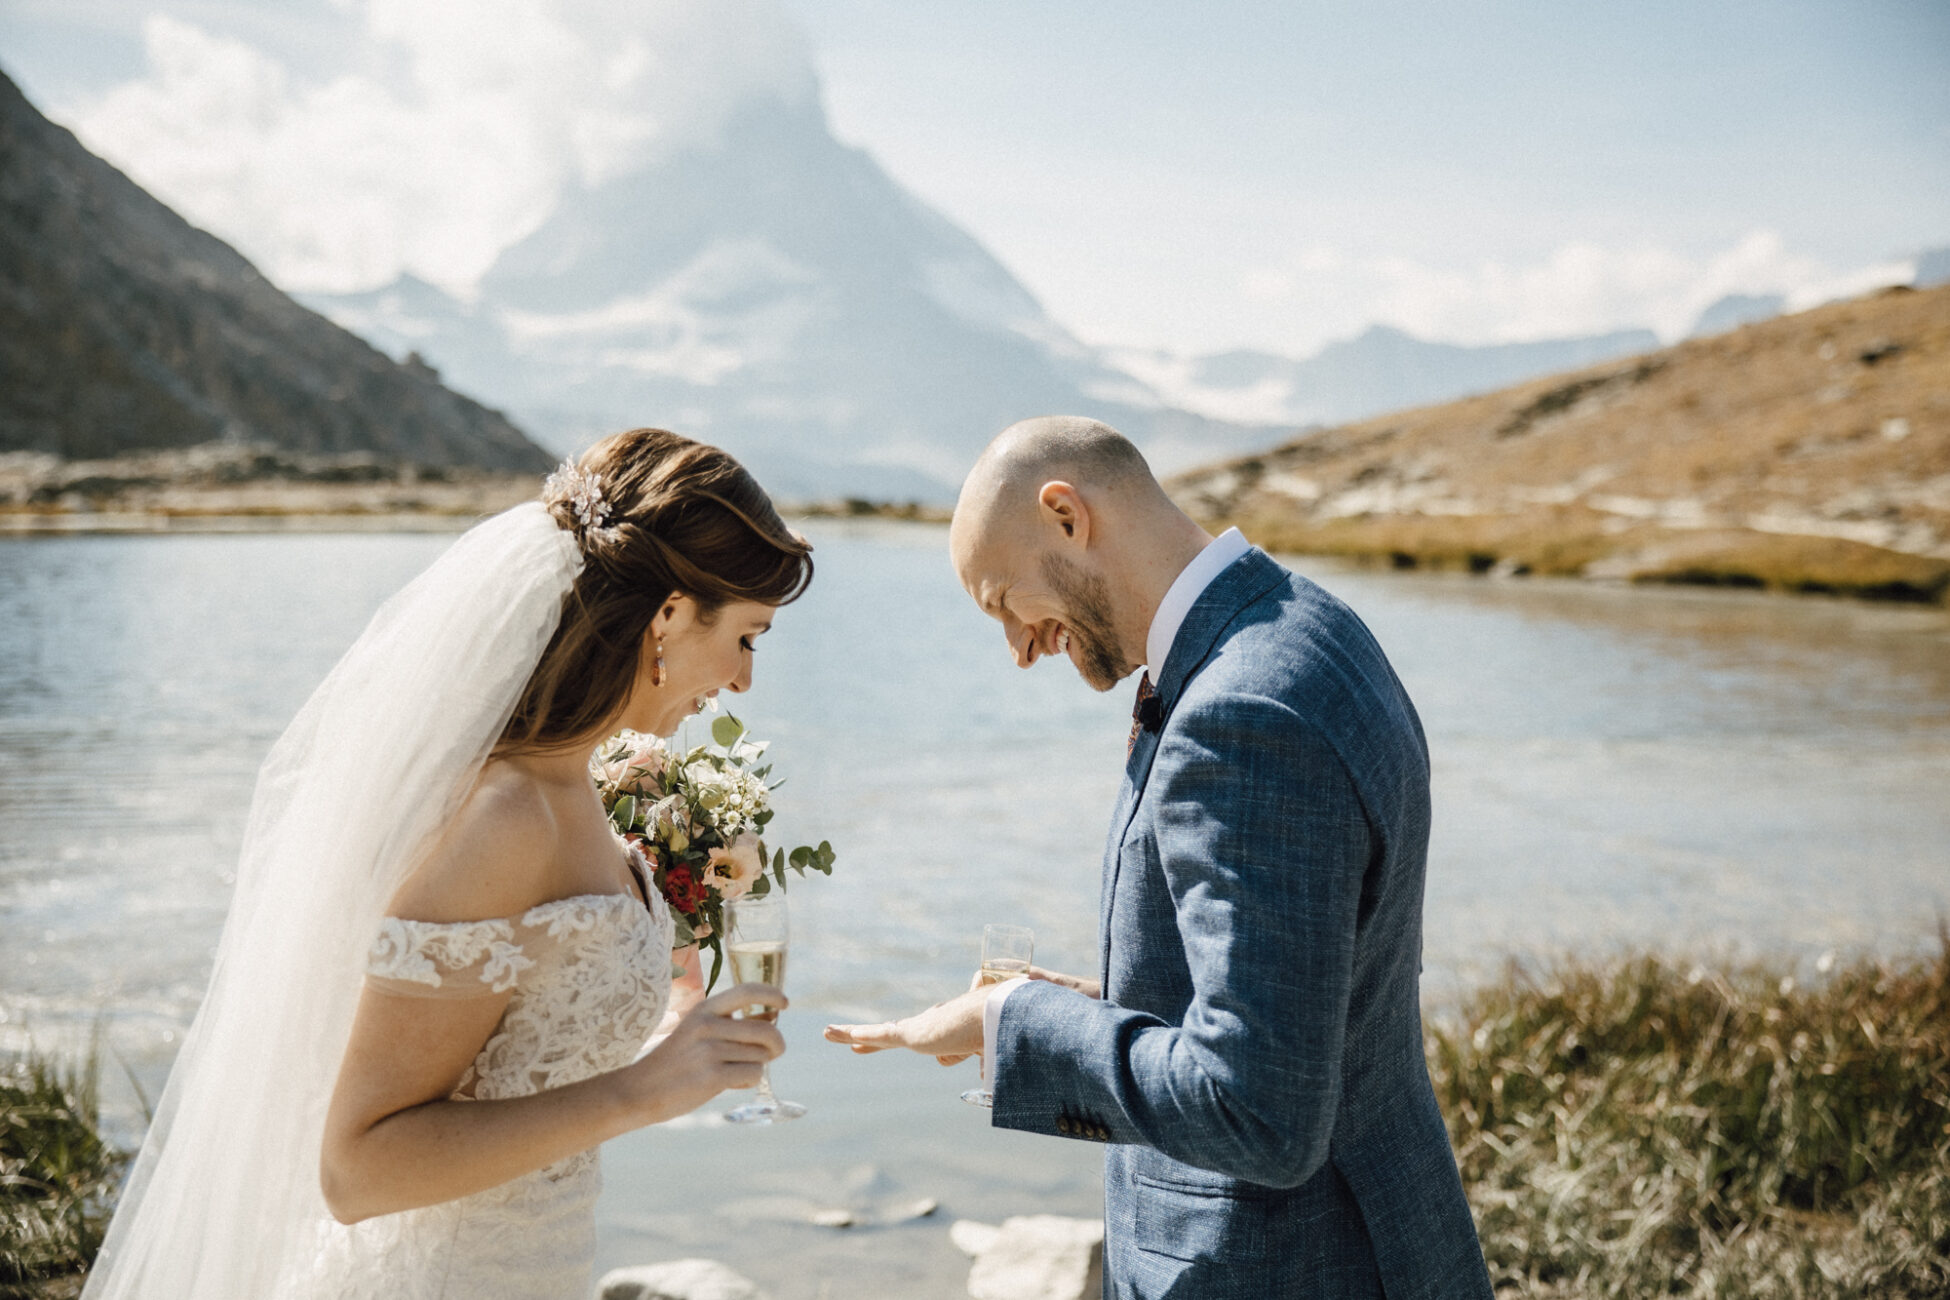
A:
[705, 832, 768, 902]
[543, 460, 618, 539]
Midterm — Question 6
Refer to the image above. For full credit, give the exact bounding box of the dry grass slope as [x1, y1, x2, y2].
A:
[1170, 285, 1950, 604]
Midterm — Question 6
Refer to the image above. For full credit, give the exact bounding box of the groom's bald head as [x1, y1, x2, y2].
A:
[950, 416, 1210, 691]
[952, 416, 1160, 548]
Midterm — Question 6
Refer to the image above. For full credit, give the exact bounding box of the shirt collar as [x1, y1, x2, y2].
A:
[1144, 527, 1249, 676]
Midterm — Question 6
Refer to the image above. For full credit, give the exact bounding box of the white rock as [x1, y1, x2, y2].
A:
[808, 1207, 857, 1228]
[959, 1214, 1104, 1300]
[881, 1195, 939, 1224]
[950, 1218, 1001, 1257]
[598, 1259, 769, 1300]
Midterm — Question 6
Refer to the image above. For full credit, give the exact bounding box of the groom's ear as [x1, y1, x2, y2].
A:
[1037, 480, 1091, 546]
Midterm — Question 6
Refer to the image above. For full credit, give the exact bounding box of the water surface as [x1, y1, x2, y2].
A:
[3, 522, 1945, 1296]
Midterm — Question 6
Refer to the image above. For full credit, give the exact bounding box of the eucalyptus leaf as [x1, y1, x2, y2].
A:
[749, 874, 771, 897]
[612, 795, 636, 831]
[711, 714, 744, 748]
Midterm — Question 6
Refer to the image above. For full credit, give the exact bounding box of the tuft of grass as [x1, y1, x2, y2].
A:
[1427, 942, 1950, 1297]
[1, 1051, 126, 1298]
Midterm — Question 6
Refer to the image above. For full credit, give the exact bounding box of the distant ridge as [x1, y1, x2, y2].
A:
[1171, 286, 1950, 603]
[1689, 293, 1784, 338]
[0, 69, 553, 473]
[1107, 325, 1662, 428]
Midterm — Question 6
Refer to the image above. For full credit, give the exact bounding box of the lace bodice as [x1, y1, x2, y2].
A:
[289, 871, 673, 1299]
[365, 890, 673, 1101]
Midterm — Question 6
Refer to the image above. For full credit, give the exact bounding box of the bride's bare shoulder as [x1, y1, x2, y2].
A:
[386, 761, 559, 923]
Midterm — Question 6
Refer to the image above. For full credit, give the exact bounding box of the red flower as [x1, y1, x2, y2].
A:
[661, 864, 708, 916]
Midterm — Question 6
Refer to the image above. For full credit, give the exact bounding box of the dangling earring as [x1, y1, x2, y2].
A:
[652, 640, 667, 687]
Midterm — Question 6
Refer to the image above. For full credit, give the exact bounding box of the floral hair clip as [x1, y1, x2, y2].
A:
[543, 459, 619, 542]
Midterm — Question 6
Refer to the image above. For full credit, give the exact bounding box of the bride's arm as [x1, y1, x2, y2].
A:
[321, 981, 779, 1224]
[319, 775, 783, 1225]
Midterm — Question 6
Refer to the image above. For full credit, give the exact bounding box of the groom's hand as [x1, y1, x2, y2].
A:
[822, 984, 988, 1059]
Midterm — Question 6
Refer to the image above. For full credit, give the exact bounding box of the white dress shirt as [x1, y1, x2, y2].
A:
[979, 528, 1250, 1087]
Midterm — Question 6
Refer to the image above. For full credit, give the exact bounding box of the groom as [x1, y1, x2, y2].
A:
[827, 417, 1492, 1298]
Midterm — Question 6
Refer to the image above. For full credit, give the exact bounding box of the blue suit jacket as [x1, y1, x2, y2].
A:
[992, 549, 1493, 1299]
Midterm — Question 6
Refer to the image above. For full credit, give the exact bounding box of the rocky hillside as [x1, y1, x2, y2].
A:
[1169, 284, 1950, 603]
[0, 70, 552, 474]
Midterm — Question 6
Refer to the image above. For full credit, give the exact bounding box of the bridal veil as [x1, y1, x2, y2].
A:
[82, 502, 582, 1298]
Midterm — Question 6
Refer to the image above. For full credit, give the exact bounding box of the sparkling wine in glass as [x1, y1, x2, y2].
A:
[723, 894, 806, 1124]
[961, 924, 1033, 1108]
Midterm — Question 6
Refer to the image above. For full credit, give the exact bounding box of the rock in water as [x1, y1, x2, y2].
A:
[598, 1259, 769, 1300]
[952, 1215, 1104, 1300]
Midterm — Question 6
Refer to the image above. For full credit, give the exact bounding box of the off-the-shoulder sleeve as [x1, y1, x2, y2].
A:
[364, 916, 537, 998]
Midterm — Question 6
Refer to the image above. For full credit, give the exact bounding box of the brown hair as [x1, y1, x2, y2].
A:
[499, 428, 813, 754]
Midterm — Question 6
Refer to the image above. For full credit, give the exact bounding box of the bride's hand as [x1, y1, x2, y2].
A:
[626, 983, 785, 1123]
[653, 944, 708, 1038]
[1025, 965, 1101, 1000]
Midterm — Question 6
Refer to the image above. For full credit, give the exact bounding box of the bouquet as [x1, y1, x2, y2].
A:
[591, 712, 834, 989]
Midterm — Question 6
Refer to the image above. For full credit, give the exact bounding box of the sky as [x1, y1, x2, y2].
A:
[2, 0, 1945, 357]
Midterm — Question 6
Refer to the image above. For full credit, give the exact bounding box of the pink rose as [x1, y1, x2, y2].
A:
[626, 743, 668, 781]
[705, 832, 766, 901]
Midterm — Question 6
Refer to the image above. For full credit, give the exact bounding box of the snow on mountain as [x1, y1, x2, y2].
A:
[304, 94, 1280, 503]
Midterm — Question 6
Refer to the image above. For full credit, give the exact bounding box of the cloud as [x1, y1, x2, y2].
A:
[69, 0, 815, 295]
[1241, 231, 1916, 349]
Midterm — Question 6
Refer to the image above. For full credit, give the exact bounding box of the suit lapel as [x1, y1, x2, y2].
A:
[1097, 549, 1289, 985]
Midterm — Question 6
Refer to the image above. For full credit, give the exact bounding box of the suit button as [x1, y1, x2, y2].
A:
[1094, 1126, 1110, 1141]
[1057, 1117, 1074, 1135]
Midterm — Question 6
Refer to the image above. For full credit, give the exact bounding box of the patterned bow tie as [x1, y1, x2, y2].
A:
[1128, 671, 1161, 755]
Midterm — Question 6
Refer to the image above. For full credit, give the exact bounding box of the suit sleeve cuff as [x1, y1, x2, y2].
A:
[981, 976, 1029, 1088]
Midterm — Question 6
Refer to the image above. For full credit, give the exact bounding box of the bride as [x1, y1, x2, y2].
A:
[81, 428, 815, 1299]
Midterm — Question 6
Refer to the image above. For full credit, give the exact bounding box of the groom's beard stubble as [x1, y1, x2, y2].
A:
[1039, 551, 1128, 692]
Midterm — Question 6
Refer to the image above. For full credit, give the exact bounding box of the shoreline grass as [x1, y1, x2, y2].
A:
[1, 1051, 126, 1300]
[1216, 510, 1950, 607]
[1429, 940, 1950, 1297]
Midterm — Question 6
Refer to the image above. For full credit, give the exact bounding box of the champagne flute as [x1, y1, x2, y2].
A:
[960, 924, 1033, 1107]
[723, 894, 806, 1124]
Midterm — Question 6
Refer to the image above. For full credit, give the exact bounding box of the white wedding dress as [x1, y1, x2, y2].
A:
[82, 504, 655, 1300]
[289, 879, 673, 1299]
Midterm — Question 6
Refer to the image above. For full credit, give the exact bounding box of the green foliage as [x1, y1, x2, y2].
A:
[1428, 941, 1950, 1297]
[1, 1050, 126, 1295]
